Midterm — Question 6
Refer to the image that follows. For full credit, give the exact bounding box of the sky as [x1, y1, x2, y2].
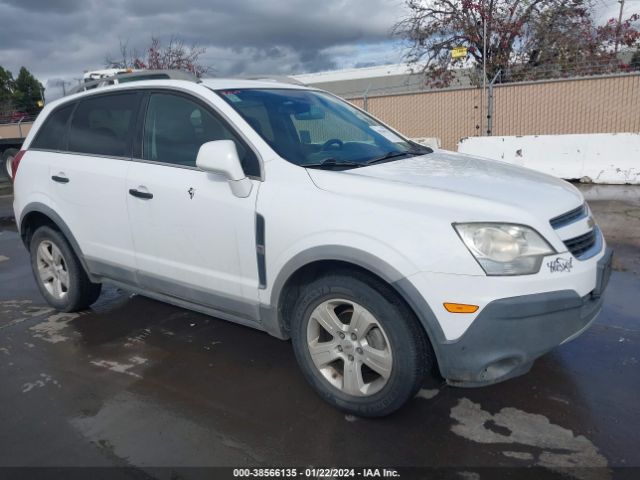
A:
[0, 0, 408, 98]
[0, 0, 637, 99]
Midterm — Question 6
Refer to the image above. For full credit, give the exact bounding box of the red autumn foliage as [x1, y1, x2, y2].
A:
[394, 0, 640, 87]
[106, 37, 211, 78]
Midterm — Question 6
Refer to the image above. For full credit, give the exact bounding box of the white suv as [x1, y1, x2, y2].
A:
[12, 79, 612, 416]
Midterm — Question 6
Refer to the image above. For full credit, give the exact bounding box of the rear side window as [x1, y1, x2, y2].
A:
[31, 104, 74, 151]
[142, 92, 260, 176]
[68, 93, 140, 157]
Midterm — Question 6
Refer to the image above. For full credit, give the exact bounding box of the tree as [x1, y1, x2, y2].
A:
[106, 37, 211, 78]
[0, 66, 15, 114]
[394, 0, 640, 87]
[13, 67, 44, 113]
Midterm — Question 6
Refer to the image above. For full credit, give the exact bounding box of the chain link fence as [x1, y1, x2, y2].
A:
[345, 72, 640, 150]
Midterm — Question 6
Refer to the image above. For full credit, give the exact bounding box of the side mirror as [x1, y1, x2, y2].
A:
[196, 140, 252, 198]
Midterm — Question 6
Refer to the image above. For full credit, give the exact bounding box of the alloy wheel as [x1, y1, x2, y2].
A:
[306, 299, 393, 397]
[36, 240, 69, 300]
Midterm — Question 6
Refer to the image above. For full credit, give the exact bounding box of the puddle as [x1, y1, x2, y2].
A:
[30, 312, 81, 343]
[90, 356, 148, 378]
[450, 398, 609, 480]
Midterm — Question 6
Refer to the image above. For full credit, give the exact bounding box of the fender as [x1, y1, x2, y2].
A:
[268, 244, 408, 307]
[263, 245, 449, 355]
[19, 202, 99, 283]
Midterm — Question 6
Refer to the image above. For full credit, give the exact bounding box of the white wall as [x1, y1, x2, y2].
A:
[457, 133, 640, 185]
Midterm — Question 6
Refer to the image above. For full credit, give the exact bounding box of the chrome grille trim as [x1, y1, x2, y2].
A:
[550, 204, 588, 230]
[563, 227, 602, 260]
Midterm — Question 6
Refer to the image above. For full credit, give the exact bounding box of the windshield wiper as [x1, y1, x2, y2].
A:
[302, 158, 364, 169]
[364, 148, 432, 166]
[303, 148, 433, 170]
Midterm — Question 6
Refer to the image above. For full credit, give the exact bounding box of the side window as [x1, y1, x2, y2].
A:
[31, 104, 74, 151]
[142, 93, 260, 177]
[68, 93, 139, 157]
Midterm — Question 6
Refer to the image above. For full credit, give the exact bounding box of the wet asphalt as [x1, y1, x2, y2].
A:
[0, 184, 638, 479]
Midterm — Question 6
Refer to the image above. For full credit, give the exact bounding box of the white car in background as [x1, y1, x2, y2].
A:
[11, 79, 612, 416]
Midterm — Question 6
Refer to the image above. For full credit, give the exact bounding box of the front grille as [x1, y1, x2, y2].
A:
[550, 204, 587, 229]
[564, 229, 597, 258]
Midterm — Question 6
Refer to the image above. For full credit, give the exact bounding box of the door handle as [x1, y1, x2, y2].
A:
[51, 175, 69, 184]
[129, 188, 153, 200]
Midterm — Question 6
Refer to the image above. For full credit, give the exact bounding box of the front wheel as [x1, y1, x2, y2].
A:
[290, 271, 433, 417]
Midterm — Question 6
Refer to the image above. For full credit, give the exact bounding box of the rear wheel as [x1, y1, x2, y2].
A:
[290, 271, 433, 417]
[29, 226, 101, 311]
[1, 148, 18, 180]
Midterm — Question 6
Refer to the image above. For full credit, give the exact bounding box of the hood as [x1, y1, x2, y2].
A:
[307, 150, 584, 222]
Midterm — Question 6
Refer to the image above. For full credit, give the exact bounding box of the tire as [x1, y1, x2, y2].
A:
[290, 270, 433, 417]
[29, 226, 102, 312]
[1, 148, 18, 181]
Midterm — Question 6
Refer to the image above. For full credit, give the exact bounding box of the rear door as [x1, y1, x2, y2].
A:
[126, 90, 262, 320]
[47, 91, 142, 281]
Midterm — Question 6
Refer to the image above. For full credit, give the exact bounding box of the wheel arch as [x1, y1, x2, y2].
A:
[19, 202, 97, 282]
[267, 247, 448, 366]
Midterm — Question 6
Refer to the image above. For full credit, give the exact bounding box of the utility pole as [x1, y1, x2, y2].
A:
[363, 83, 372, 112]
[481, 1, 487, 137]
[487, 70, 501, 136]
[614, 0, 625, 54]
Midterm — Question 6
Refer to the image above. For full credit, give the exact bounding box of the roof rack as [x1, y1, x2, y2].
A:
[68, 70, 200, 95]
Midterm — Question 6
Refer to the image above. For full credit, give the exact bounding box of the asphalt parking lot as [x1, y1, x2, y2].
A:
[0, 183, 638, 479]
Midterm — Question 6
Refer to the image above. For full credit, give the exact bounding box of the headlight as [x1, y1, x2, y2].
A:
[454, 223, 555, 275]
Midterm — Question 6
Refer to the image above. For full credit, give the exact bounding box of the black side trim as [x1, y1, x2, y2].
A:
[256, 214, 267, 288]
[106, 279, 265, 333]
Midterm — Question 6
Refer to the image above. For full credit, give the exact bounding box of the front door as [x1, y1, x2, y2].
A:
[126, 91, 262, 321]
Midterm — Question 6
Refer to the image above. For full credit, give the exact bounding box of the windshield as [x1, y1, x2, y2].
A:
[216, 88, 431, 169]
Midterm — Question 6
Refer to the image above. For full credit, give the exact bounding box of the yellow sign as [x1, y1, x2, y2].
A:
[451, 46, 468, 59]
[36, 100, 44, 108]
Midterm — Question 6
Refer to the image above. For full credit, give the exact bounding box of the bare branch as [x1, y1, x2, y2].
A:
[394, 0, 640, 87]
[105, 36, 212, 77]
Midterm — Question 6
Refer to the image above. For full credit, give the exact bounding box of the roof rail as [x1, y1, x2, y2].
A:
[239, 75, 306, 86]
[68, 70, 200, 95]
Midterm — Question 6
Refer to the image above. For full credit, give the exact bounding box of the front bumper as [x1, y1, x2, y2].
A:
[434, 248, 613, 386]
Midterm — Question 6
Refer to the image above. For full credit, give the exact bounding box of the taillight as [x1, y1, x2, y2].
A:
[11, 150, 26, 181]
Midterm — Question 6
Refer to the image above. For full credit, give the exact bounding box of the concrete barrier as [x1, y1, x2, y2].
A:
[457, 133, 640, 185]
